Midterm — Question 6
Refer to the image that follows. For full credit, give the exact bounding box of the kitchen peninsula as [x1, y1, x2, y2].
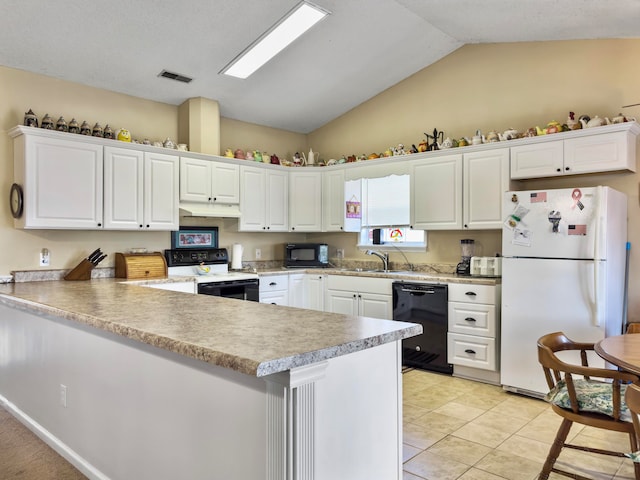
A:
[0, 279, 421, 480]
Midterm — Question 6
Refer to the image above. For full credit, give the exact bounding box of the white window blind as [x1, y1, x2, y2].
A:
[362, 174, 410, 227]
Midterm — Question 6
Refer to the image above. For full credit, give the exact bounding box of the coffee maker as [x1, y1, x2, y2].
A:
[456, 239, 475, 276]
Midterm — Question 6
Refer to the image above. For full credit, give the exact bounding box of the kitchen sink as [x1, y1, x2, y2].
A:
[337, 268, 415, 274]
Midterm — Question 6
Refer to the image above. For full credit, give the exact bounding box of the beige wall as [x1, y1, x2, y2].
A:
[220, 117, 307, 162]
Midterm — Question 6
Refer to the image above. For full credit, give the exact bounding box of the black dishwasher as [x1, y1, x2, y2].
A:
[392, 282, 452, 374]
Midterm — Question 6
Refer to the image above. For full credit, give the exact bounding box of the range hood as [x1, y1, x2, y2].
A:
[179, 202, 242, 218]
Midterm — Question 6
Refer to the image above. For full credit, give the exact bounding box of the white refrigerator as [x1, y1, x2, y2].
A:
[500, 186, 628, 397]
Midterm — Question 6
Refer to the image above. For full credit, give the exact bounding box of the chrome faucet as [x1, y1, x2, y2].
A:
[365, 250, 389, 272]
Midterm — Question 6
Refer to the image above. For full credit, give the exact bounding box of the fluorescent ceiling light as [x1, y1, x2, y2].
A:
[221, 1, 329, 79]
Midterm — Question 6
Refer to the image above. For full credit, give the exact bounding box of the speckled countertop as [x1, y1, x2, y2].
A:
[0, 278, 421, 378]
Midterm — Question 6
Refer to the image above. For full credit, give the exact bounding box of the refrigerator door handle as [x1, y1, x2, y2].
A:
[593, 262, 600, 327]
[592, 186, 603, 327]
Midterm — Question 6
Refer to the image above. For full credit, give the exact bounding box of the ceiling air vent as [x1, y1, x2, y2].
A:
[158, 70, 193, 83]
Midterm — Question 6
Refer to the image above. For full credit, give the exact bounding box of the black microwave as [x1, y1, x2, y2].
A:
[285, 243, 329, 268]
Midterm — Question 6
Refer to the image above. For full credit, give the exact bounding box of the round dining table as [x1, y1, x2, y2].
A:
[595, 334, 640, 375]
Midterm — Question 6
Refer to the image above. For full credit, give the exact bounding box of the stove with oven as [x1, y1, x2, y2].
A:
[165, 248, 259, 301]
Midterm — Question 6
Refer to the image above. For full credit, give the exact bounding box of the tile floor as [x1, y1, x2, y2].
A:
[402, 369, 638, 480]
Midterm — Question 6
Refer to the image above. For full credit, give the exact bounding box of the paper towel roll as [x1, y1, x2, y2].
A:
[231, 244, 243, 270]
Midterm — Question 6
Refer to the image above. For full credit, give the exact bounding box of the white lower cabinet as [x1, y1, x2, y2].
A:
[289, 273, 325, 311]
[305, 274, 325, 311]
[325, 275, 392, 320]
[447, 283, 501, 384]
[259, 274, 289, 306]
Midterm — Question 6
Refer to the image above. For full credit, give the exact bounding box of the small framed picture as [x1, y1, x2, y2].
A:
[346, 197, 361, 219]
[171, 227, 219, 249]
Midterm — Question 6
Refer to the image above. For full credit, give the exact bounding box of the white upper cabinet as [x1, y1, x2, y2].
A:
[322, 169, 345, 232]
[12, 129, 104, 229]
[239, 166, 288, 231]
[180, 156, 239, 204]
[411, 154, 463, 230]
[510, 123, 639, 179]
[143, 151, 180, 230]
[510, 141, 564, 179]
[289, 170, 322, 232]
[104, 147, 179, 230]
[463, 149, 510, 229]
[104, 147, 144, 229]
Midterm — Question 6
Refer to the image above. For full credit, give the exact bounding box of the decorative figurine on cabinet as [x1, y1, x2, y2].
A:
[103, 124, 114, 139]
[24, 109, 38, 127]
[68, 118, 79, 134]
[80, 121, 92, 135]
[92, 123, 103, 137]
[116, 128, 131, 142]
[424, 128, 444, 151]
[56, 116, 68, 132]
[41, 114, 54, 130]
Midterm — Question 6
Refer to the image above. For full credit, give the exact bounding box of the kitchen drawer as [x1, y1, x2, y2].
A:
[260, 274, 289, 292]
[448, 283, 498, 305]
[448, 301, 496, 337]
[447, 333, 496, 371]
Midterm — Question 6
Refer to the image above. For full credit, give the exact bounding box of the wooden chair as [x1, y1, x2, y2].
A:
[627, 323, 640, 334]
[537, 332, 640, 480]
[626, 383, 640, 462]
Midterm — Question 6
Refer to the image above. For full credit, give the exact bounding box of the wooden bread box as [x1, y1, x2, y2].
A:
[115, 252, 167, 279]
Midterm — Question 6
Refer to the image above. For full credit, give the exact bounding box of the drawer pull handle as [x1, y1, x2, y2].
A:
[464, 349, 476, 355]
[465, 292, 477, 296]
[465, 317, 477, 322]
[269, 282, 277, 286]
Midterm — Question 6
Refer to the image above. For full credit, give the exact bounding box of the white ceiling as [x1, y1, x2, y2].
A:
[1, 1, 639, 133]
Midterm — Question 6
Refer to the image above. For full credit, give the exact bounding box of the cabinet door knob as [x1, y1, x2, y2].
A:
[97, 223, 102, 227]
[208, 197, 212, 201]
[292, 227, 295, 230]
[464, 349, 476, 355]
[556, 168, 561, 172]
[213, 197, 217, 201]
[565, 167, 570, 171]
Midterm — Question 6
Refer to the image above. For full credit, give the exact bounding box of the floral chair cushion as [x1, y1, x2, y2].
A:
[544, 378, 631, 423]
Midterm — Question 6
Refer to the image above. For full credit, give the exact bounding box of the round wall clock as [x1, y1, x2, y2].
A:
[10, 183, 23, 219]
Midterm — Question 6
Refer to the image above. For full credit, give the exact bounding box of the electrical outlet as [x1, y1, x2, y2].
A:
[255, 248, 262, 260]
[336, 248, 345, 260]
[60, 384, 67, 408]
[40, 248, 50, 267]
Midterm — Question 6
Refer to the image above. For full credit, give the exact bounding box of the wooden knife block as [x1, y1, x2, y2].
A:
[64, 259, 95, 281]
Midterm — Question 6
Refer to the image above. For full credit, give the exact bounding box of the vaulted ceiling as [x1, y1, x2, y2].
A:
[1, 1, 638, 133]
